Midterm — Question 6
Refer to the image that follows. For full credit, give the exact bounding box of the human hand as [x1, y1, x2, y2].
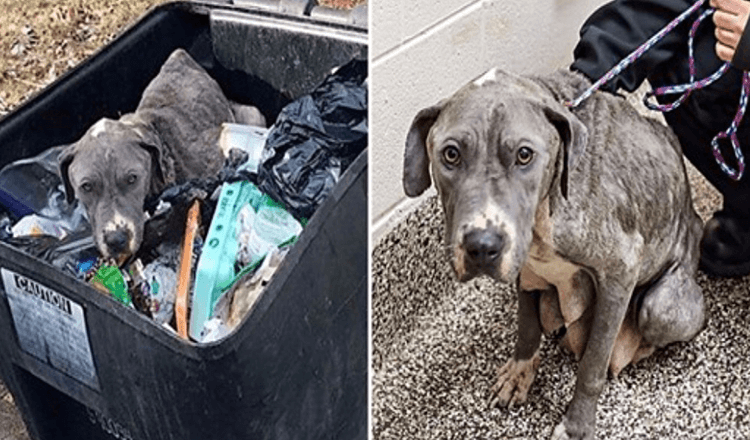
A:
[711, 0, 750, 62]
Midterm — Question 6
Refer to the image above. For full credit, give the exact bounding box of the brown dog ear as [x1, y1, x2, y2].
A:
[58, 144, 79, 204]
[403, 104, 443, 197]
[543, 106, 588, 199]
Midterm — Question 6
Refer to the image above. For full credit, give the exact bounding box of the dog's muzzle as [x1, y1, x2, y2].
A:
[104, 229, 130, 255]
[456, 228, 507, 280]
[465, 229, 504, 268]
[101, 227, 136, 264]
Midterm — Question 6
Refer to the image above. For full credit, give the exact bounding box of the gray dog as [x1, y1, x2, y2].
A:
[402, 68, 706, 440]
[59, 49, 264, 265]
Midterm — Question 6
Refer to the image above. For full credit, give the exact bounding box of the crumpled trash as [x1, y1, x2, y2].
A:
[235, 193, 302, 269]
[11, 207, 87, 239]
[190, 179, 301, 340]
[130, 256, 178, 325]
[0, 145, 89, 237]
[198, 318, 231, 344]
[228, 246, 287, 329]
[199, 246, 289, 343]
[91, 264, 132, 306]
[258, 58, 367, 220]
[219, 123, 269, 174]
[4, 230, 98, 278]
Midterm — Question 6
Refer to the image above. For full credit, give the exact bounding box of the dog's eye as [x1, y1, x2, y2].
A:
[517, 147, 534, 165]
[81, 182, 93, 193]
[442, 145, 461, 166]
[126, 174, 138, 185]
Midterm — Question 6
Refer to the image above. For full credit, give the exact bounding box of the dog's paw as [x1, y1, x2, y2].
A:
[489, 352, 541, 408]
[550, 416, 595, 440]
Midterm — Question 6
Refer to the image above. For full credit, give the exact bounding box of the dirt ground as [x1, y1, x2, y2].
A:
[0, 1, 364, 438]
[0, 0, 365, 116]
[0, 0, 167, 115]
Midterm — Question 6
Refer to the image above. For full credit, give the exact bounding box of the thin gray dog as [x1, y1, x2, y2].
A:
[59, 49, 264, 265]
[403, 68, 706, 440]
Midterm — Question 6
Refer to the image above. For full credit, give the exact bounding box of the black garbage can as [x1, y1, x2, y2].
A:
[0, 2, 368, 440]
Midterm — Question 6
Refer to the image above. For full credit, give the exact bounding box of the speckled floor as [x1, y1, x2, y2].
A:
[372, 105, 750, 439]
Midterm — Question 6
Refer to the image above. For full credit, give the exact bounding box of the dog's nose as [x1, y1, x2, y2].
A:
[104, 230, 129, 255]
[464, 229, 504, 268]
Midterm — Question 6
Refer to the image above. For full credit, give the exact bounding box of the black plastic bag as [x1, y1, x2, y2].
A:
[258, 58, 367, 220]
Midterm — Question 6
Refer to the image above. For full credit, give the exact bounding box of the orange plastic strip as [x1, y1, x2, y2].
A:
[176, 200, 201, 340]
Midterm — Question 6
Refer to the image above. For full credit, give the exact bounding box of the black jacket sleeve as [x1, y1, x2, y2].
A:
[571, 0, 705, 93]
[732, 19, 750, 71]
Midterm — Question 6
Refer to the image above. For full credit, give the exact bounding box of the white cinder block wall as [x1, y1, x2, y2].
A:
[371, 0, 610, 239]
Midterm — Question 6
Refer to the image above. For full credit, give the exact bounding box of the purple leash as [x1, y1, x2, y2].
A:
[565, 0, 750, 181]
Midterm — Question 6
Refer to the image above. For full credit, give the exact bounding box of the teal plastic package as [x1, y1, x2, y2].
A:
[190, 181, 261, 340]
[190, 181, 302, 341]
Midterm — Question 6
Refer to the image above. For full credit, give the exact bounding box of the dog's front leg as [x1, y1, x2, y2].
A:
[551, 276, 633, 440]
[490, 287, 542, 407]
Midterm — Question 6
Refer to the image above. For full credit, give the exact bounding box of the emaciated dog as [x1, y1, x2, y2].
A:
[403, 68, 706, 440]
[59, 49, 264, 265]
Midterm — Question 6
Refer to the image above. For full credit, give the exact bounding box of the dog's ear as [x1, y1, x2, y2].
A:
[58, 144, 78, 204]
[138, 139, 167, 195]
[121, 115, 171, 195]
[543, 106, 588, 199]
[404, 104, 443, 197]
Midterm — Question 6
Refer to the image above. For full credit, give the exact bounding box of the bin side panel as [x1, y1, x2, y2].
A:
[210, 10, 368, 101]
[226, 153, 368, 440]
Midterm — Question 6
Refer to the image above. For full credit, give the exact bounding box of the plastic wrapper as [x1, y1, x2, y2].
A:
[235, 196, 302, 268]
[258, 58, 367, 220]
[133, 257, 178, 325]
[219, 123, 269, 174]
[4, 231, 98, 278]
[0, 145, 89, 236]
[91, 265, 132, 306]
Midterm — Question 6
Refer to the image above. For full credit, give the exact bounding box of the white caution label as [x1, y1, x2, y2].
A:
[2, 268, 98, 389]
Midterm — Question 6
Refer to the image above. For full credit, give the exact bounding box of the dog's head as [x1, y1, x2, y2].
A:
[403, 68, 588, 283]
[59, 115, 167, 265]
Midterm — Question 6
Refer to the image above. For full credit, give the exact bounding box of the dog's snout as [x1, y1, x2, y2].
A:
[464, 229, 504, 268]
[104, 230, 129, 255]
